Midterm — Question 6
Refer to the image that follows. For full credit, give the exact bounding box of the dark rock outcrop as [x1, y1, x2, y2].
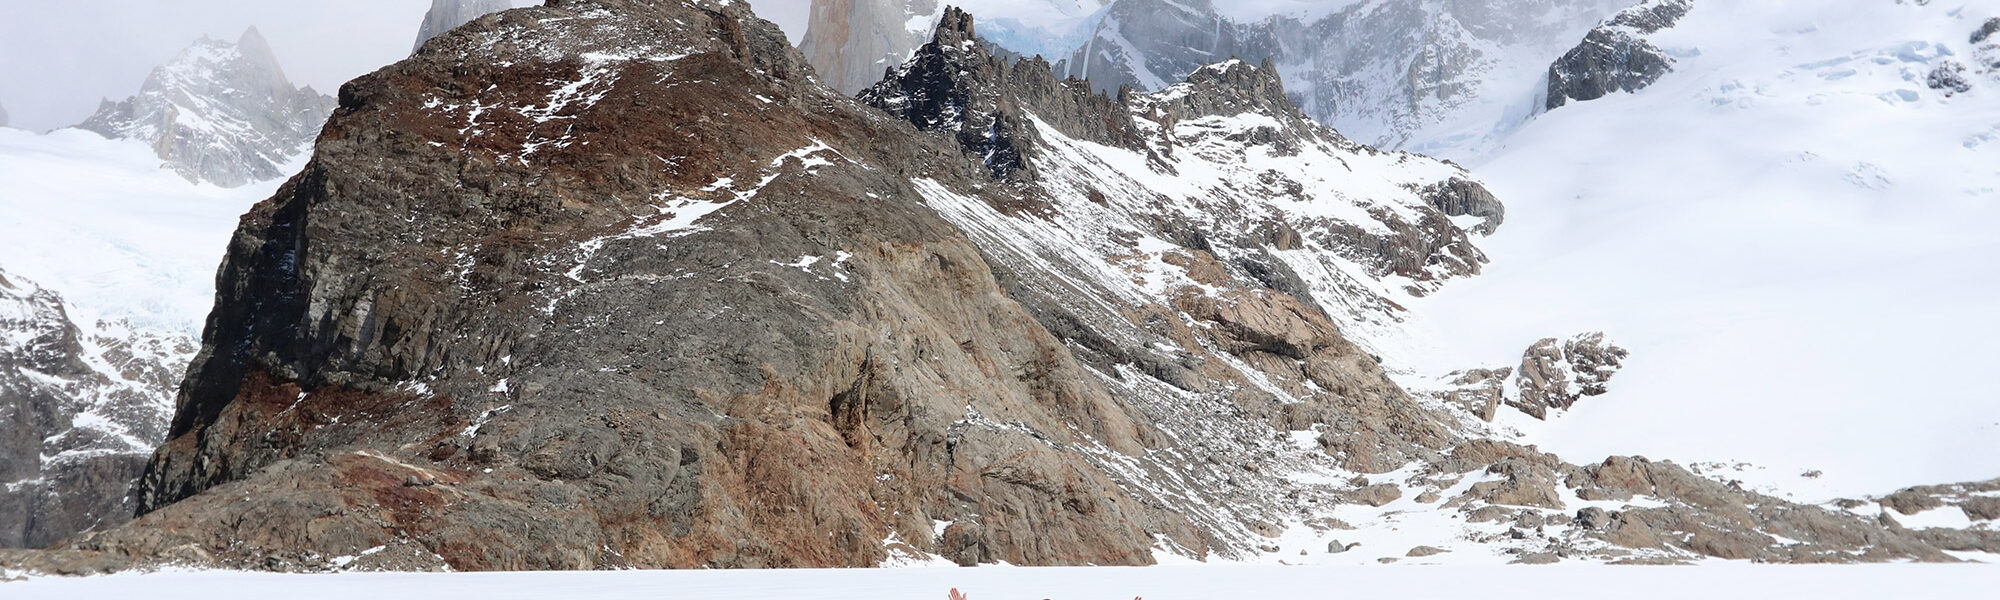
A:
[1974, 18, 2000, 77]
[859, 7, 1141, 181]
[75, 27, 333, 188]
[1422, 178, 1506, 235]
[1545, 0, 1693, 110]
[1926, 61, 1971, 96]
[0, 269, 187, 549]
[1509, 333, 1627, 420]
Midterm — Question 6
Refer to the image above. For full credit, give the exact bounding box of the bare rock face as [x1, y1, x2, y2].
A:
[412, 0, 514, 54]
[799, 0, 941, 95]
[74, 27, 334, 188]
[1510, 333, 1627, 420]
[1422, 178, 1507, 235]
[0, 268, 189, 549]
[1545, 0, 1693, 110]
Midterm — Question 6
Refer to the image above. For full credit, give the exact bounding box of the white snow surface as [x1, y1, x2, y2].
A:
[1409, 0, 2000, 499]
[0, 127, 282, 333]
[4, 564, 1994, 599]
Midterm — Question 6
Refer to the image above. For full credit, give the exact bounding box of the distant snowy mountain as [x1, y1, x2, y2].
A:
[1410, 0, 2000, 498]
[412, 0, 513, 54]
[799, 0, 1107, 94]
[0, 267, 188, 548]
[74, 27, 333, 188]
[0, 100, 9, 129]
[1055, 0, 1635, 155]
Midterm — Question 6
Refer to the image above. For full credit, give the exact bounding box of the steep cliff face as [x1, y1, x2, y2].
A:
[412, 0, 514, 54]
[74, 28, 334, 188]
[0, 268, 187, 549]
[1545, 0, 1694, 110]
[799, 0, 940, 95]
[799, 0, 1108, 95]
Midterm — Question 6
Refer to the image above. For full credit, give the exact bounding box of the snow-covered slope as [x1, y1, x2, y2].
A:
[1056, 0, 1635, 156]
[74, 27, 333, 188]
[0, 128, 281, 333]
[1410, 0, 2000, 499]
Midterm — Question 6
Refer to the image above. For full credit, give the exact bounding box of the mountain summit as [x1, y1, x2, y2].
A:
[74, 27, 333, 188]
[2, 0, 1994, 575]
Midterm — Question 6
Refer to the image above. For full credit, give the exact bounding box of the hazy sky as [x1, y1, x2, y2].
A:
[0, 0, 813, 132]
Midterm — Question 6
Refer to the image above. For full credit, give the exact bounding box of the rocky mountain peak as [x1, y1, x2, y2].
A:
[934, 5, 976, 46]
[861, 9, 1137, 180]
[1152, 58, 1298, 122]
[73, 27, 334, 187]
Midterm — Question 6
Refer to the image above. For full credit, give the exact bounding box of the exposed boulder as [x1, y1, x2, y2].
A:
[1546, 0, 1693, 110]
[1926, 61, 1971, 95]
[1423, 178, 1507, 235]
